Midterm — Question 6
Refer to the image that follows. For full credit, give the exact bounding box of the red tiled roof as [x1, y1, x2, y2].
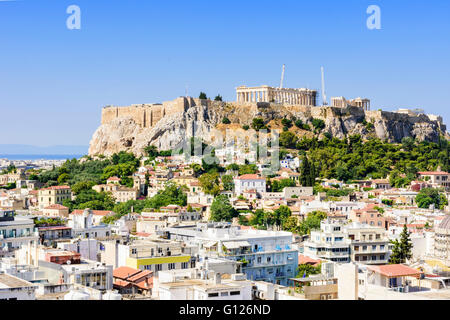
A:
[113, 279, 132, 288]
[236, 174, 264, 180]
[113, 266, 141, 279]
[128, 270, 152, 282]
[298, 254, 321, 266]
[107, 176, 121, 181]
[367, 264, 422, 278]
[71, 209, 113, 216]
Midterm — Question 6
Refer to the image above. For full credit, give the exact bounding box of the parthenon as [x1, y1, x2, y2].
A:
[236, 85, 317, 106]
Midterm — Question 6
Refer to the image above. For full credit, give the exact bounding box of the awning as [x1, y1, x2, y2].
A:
[203, 241, 218, 248]
[223, 241, 251, 249]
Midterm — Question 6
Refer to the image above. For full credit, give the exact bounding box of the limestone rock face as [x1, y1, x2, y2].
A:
[88, 98, 447, 156]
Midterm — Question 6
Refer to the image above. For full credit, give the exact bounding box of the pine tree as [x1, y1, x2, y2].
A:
[300, 156, 311, 186]
[389, 224, 413, 264]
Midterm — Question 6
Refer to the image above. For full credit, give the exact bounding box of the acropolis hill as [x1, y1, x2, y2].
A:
[88, 88, 448, 157]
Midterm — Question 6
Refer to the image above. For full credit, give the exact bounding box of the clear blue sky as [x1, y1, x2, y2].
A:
[0, 0, 449, 147]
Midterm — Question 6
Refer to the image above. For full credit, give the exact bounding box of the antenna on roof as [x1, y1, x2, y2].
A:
[321, 66, 328, 106]
[279, 64, 285, 89]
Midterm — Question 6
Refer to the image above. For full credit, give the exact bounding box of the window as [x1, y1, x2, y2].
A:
[220, 292, 229, 296]
[362, 246, 367, 251]
[181, 262, 188, 269]
[230, 291, 240, 296]
[267, 257, 271, 263]
[371, 255, 377, 261]
[168, 263, 176, 270]
[155, 264, 162, 271]
[208, 292, 219, 297]
[372, 245, 377, 251]
[131, 248, 137, 254]
[380, 245, 385, 250]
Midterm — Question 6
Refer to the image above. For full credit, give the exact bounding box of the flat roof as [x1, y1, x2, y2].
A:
[0, 273, 35, 289]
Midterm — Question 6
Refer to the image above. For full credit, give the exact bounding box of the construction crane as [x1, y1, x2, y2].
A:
[321, 66, 328, 106]
[279, 64, 285, 89]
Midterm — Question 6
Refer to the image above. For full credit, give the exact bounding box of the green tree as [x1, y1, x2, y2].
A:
[214, 94, 223, 101]
[271, 179, 296, 192]
[199, 92, 208, 99]
[281, 118, 293, 128]
[280, 131, 298, 149]
[389, 225, 413, 264]
[272, 205, 292, 226]
[210, 195, 237, 222]
[299, 211, 327, 235]
[238, 164, 258, 176]
[300, 156, 315, 187]
[311, 118, 325, 132]
[296, 263, 321, 278]
[199, 172, 221, 196]
[221, 175, 234, 191]
[251, 118, 267, 131]
[416, 188, 448, 210]
[222, 117, 231, 124]
[57, 173, 69, 185]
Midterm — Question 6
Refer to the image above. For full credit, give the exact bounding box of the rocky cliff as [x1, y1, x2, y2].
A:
[88, 97, 448, 157]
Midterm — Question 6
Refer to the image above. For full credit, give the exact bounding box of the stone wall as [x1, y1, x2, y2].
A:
[101, 97, 192, 129]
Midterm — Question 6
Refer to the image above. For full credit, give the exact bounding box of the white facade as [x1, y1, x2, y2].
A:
[234, 175, 266, 196]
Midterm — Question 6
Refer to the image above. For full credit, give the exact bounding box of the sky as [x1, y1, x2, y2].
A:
[0, 0, 449, 148]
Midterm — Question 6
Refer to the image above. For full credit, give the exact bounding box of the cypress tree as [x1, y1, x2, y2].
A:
[389, 224, 413, 264]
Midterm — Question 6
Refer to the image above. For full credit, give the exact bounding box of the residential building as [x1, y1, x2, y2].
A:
[38, 186, 72, 210]
[344, 222, 391, 265]
[418, 170, 450, 190]
[164, 222, 298, 286]
[42, 204, 69, 218]
[100, 239, 196, 275]
[234, 174, 266, 196]
[0, 210, 38, 254]
[304, 220, 351, 263]
[68, 208, 112, 239]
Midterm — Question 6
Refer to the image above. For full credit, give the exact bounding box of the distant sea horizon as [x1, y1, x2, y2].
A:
[0, 154, 84, 161]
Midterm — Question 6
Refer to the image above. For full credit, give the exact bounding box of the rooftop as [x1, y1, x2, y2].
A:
[367, 264, 422, 278]
[0, 273, 35, 289]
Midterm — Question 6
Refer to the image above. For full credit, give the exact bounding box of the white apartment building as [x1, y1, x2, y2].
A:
[304, 220, 351, 263]
[164, 222, 298, 286]
[0, 210, 38, 253]
[68, 208, 112, 239]
[156, 269, 253, 300]
[234, 174, 266, 196]
[344, 222, 391, 265]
